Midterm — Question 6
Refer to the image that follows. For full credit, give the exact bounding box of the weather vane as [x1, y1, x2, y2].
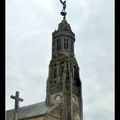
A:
[60, 0, 67, 20]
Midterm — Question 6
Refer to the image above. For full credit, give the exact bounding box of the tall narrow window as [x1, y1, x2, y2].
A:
[57, 39, 61, 50]
[64, 39, 68, 49]
[71, 40, 73, 51]
[60, 62, 64, 75]
[53, 64, 57, 78]
[66, 62, 69, 71]
[70, 63, 72, 72]
[52, 41, 54, 51]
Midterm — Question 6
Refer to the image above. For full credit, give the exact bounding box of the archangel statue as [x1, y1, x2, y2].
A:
[60, 0, 67, 19]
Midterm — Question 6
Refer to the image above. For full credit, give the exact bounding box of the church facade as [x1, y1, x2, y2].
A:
[6, 9, 83, 120]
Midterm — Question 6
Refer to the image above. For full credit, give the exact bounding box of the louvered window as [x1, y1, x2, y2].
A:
[57, 39, 61, 50]
[53, 64, 57, 78]
[64, 39, 68, 49]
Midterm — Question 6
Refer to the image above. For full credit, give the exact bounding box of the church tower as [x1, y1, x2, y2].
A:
[45, 1, 83, 120]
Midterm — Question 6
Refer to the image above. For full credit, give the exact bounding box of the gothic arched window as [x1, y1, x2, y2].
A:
[64, 39, 68, 49]
[57, 39, 61, 50]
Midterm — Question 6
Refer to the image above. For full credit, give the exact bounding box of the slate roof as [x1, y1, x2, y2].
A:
[6, 101, 58, 120]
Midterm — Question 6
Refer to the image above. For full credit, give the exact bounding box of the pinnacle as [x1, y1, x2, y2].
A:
[58, 19, 71, 31]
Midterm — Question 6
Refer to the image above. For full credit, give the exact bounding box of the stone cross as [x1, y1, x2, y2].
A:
[10, 91, 23, 112]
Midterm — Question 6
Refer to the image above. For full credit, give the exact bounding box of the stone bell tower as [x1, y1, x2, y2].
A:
[45, 19, 83, 120]
[45, 1, 83, 120]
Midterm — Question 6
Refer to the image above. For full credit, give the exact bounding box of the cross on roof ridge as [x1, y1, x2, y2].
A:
[10, 91, 23, 112]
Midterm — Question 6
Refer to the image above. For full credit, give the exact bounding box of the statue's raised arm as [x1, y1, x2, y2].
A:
[60, 0, 67, 19]
[60, 0, 66, 12]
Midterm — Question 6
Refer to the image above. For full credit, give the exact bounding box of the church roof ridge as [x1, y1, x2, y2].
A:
[6, 101, 60, 120]
[6, 101, 45, 112]
[6, 101, 57, 120]
[46, 103, 60, 113]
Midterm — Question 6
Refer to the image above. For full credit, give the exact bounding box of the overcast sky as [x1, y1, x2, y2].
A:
[6, 0, 114, 120]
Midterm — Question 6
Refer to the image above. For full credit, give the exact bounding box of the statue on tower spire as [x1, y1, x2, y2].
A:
[60, 0, 67, 20]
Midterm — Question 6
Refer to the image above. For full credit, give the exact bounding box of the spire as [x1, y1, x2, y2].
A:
[58, 19, 71, 31]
